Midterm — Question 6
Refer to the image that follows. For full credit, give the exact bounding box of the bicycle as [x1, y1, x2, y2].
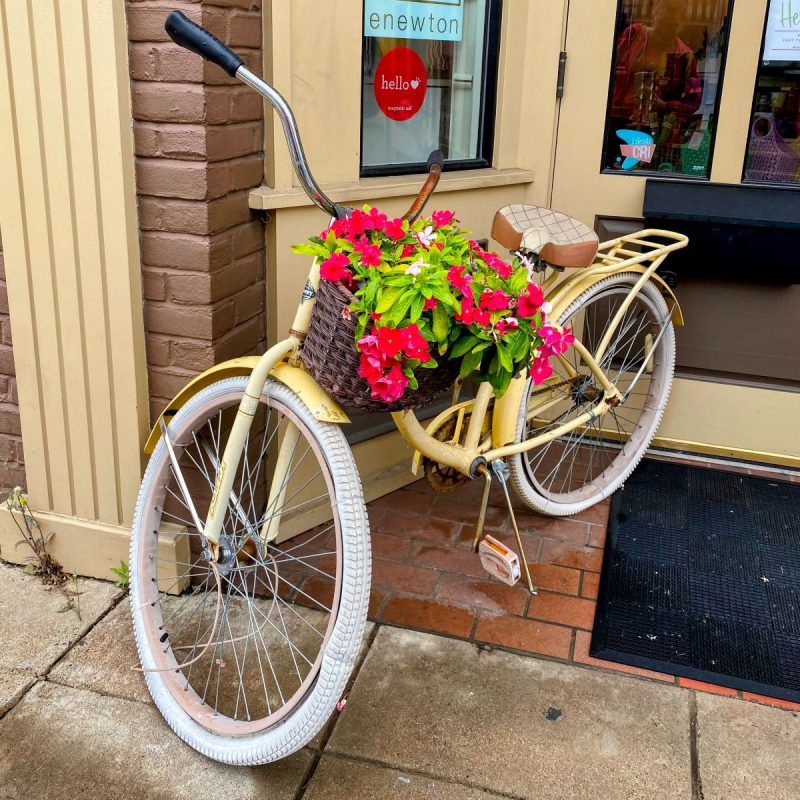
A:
[129, 11, 689, 765]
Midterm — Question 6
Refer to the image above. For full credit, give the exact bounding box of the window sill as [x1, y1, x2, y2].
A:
[247, 167, 535, 211]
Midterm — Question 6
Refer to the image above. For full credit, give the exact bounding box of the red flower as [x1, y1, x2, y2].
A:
[354, 238, 382, 267]
[423, 298, 438, 312]
[447, 265, 472, 295]
[401, 244, 416, 259]
[385, 217, 406, 240]
[348, 210, 370, 235]
[366, 207, 388, 232]
[370, 362, 409, 403]
[400, 324, 431, 362]
[432, 210, 455, 228]
[319, 252, 352, 283]
[517, 283, 545, 317]
[479, 289, 510, 311]
[455, 294, 490, 327]
[376, 326, 406, 359]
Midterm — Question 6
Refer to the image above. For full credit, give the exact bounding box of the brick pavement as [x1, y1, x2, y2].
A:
[365, 458, 800, 713]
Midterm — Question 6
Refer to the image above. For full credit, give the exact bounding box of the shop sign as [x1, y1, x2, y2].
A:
[617, 130, 655, 170]
[365, 0, 464, 42]
[374, 47, 428, 121]
[764, 0, 800, 62]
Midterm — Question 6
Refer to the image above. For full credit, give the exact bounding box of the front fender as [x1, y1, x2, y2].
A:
[143, 357, 349, 455]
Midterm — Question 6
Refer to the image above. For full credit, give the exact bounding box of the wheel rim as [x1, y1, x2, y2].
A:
[520, 283, 672, 504]
[135, 386, 343, 736]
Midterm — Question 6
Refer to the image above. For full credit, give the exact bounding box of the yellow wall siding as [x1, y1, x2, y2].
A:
[0, 1, 148, 527]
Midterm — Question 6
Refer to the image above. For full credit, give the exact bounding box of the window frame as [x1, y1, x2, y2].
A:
[741, 0, 800, 190]
[597, 0, 736, 182]
[359, 0, 503, 178]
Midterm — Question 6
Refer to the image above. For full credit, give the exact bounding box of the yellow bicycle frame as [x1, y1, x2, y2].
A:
[145, 229, 687, 547]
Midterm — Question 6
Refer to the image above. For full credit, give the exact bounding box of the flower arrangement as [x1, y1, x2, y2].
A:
[292, 206, 574, 404]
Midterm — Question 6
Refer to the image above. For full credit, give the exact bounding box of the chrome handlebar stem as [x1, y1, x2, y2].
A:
[236, 66, 344, 219]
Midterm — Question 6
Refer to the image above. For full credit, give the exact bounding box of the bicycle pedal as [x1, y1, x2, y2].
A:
[479, 535, 521, 587]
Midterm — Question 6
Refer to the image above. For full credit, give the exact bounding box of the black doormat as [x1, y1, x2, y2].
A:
[591, 459, 800, 703]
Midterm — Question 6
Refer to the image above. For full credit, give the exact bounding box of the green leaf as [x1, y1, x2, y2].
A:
[460, 348, 484, 378]
[382, 291, 415, 327]
[432, 303, 449, 342]
[375, 287, 404, 314]
[410, 293, 425, 323]
[450, 335, 481, 359]
[496, 341, 513, 373]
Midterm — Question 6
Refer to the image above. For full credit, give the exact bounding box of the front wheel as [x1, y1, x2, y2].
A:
[508, 274, 676, 516]
[129, 376, 370, 764]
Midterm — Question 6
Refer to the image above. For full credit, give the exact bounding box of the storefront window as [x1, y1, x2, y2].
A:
[600, 0, 731, 179]
[743, 0, 800, 185]
[361, 0, 501, 175]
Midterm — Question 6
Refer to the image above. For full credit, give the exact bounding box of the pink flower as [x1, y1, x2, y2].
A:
[370, 362, 409, 403]
[530, 356, 553, 385]
[400, 324, 431, 362]
[385, 218, 406, 240]
[330, 218, 350, 238]
[447, 265, 472, 295]
[432, 210, 455, 228]
[366, 207, 388, 232]
[517, 283, 545, 317]
[538, 325, 575, 355]
[495, 317, 519, 336]
[483, 252, 513, 279]
[423, 298, 438, 312]
[354, 239, 382, 267]
[469, 240, 484, 254]
[358, 352, 384, 383]
[479, 289, 510, 311]
[319, 252, 352, 283]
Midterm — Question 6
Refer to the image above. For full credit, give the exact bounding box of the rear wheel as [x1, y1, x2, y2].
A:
[130, 376, 370, 764]
[508, 274, 675, 516]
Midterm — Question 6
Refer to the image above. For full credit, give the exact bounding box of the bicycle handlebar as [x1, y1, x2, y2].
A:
[164, 10, 444, 222]
[165, 11, 243, 77]
[402, 150, 443, 223]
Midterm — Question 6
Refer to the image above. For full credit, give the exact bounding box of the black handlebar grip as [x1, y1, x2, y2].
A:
[426, 150, 444, 171]
[164, 10, 244, 77]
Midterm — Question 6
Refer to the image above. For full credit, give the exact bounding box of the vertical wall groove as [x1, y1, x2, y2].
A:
[54, 0, 99, 520]
[0, 6, 50, 506]
[26, 0, 77, 514]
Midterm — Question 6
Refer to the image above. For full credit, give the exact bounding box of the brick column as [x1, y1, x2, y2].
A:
[127, 0, 266, 423]
[0, 232, 24, 490]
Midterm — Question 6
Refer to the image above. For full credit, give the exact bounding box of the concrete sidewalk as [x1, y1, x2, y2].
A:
[0, 562, 797, 800]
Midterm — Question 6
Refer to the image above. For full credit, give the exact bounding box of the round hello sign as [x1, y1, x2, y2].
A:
[374, 47, 427, 122]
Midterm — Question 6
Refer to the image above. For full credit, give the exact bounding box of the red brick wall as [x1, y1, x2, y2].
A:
[0, 231, 25, 490]
[127, 0, 266, 422]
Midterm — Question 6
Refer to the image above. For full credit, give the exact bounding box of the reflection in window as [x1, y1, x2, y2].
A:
[744, 0, 800, 185]
[601, 0, 731, 178]
[360, 0, 499, 174]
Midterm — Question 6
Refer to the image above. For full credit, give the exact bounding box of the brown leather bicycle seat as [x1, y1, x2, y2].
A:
[491, 204, 599, 269]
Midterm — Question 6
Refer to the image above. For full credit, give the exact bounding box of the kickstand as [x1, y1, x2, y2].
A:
[471, 464, 494, 554]
[492, 461, 538, 596]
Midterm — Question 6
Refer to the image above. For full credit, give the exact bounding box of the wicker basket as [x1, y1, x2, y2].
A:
[300, 279, 459, 413]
